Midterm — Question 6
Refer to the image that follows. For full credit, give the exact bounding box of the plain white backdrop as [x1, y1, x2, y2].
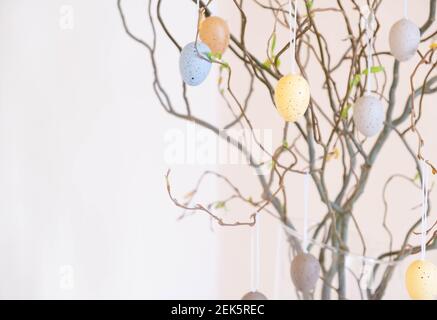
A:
[0, 0, 220, 299]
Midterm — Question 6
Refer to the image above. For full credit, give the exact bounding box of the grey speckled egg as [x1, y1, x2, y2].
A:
[241, 291, 268, 300]
[179, 42, 212, 86]
[352, 94, 384, 137]
[389, 18, 420, 62]
[290, 253, 320, 293]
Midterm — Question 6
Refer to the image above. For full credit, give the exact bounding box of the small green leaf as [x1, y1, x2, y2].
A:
[263, 55, 280, 70]
[219, 62, 230, 71]
[282, 140, 289, 148]
[262, 59, 272, 70]
[362, 65, 385, 75]
[349, 66, 385, 89]
[414, 171, 420, 182]
[214, 201, 226, 209]
[274, 57, 281, 68]
[349, 74, 361, 88]
[371, 65, 384, 73]
[270, 32, 277, 56]
[208, 52, 224, 63]
[306, 0, 314, 9]
[340, 103, 352, 119]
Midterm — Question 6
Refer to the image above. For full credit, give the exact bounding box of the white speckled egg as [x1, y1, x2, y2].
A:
[179, 42, 212, 86]
[241, 291, 268, 300]
[389, 18, 421, 62]
[352, 94, 384, 137]
[290, 253, 320, 293]
[405, 259, 437, 300]
[274, 74, 310, 122]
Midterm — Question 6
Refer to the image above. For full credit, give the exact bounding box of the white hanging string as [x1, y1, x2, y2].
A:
[283, 221, 400, 266]
[403, 0, 408, 19]
[273, 224, 284, 299]
[365, 12, 374, 95]
[420, 160, 429, 261]
[250, 214, 260, 292]
[289, 0, 298, 74]
[303, 172, 310, 253]
[195, 0, 200, 36]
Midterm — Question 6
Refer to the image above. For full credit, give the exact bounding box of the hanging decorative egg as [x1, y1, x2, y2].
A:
[199, 16, 230, 55]
[389, 19, 421, 62]
[179, 42, 212, 86]
[352, 94, 384, 137]
[241, 291, 268, 300]
[405, 259, 437, 300]
[290, 253, 320, 293]
[274, 74, 310, 122]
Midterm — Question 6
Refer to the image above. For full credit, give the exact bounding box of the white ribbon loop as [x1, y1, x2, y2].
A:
[289, 0, 298, 74]
[404, 0, 409, 19]
[365, 12, 374, 95]
[420, 160, 429, 261]
[251, 214, 260, 292]
[303, 171, 310, 253]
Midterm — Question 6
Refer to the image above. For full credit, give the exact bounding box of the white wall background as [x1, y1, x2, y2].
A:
[0, 0, 220, 299]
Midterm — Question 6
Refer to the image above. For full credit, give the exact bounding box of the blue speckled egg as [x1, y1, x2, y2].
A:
[179, 42, 212, 86]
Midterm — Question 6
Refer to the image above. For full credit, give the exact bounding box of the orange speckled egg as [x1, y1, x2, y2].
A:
[199, 16, 230, 55]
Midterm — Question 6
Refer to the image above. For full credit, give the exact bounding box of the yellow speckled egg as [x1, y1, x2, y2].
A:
[199, 16, 230, 55]
[274, 74, 310, 122]
[405, 259, 437, 300]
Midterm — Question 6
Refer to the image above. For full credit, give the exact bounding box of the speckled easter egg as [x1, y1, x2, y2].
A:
[241, 291, 268, 300]
[352, 94, 384, 137]
[290, 253, 320, 293]
[389, 18, 421, 62]
[405, 259, 437, 300]
[274, 74, 310, 122]
[179, 42, 212, 86]
[199, 16, 230, 55]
